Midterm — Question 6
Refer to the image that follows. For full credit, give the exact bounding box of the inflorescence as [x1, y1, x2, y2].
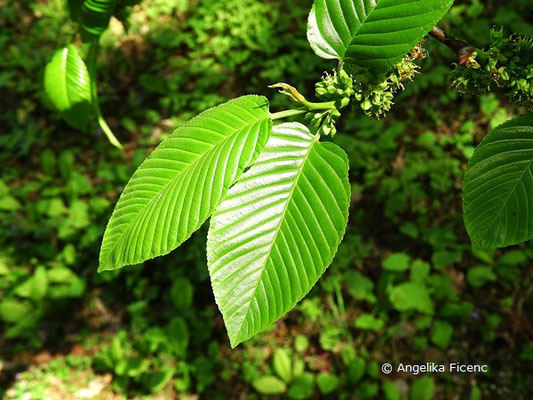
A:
[315, 46, 423, 121]
[449, 28, 533, 110]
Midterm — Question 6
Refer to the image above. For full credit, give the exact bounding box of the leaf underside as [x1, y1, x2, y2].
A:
[207, 122, 351, 347]
[99, 95, 272, 271]
[463, 113, 533, 249]
[44, 45, 92, 131]
[80, 0, 117, 41]
[307, 0, 453, 74]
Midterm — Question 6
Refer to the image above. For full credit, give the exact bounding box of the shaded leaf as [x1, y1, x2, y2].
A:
[382, 252, 411, 271]
[410, 376, 435, 400]
[288, 372, 315, 400]
[80, 0, 118, 41]
[169, 277, 194, 312]
[317, 372, 340, 395]
[44, 45, 92, 131]
[463, 113, 533, 249]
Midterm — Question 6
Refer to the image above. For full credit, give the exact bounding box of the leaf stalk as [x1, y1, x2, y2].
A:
[87, 42, 123, 150]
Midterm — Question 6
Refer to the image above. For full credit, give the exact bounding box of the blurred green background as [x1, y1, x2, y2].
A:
[1, 0, 532, 398]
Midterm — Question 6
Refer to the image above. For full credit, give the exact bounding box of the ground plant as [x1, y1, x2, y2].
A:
[1, 0, 532, 398]
[94, 0, 533, 347]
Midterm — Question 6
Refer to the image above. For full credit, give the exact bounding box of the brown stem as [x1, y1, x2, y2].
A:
[428, 26, 476, 65]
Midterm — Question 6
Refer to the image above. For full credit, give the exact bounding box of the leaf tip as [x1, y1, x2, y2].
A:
[228, 335, 242, 349]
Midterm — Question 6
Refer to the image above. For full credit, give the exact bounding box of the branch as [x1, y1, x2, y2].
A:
[428, 26, 476, 65]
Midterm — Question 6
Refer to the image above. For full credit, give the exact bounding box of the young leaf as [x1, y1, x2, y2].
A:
[80, 0, 118, 41]
[252, 375, 287, 394]
[273, 348, 293, 383]
[99, 96, 271, 271]
[207, 122, 350, 347]
[44, 45, 92, 131]
[463, 113, 533, 249]
[307, 0, 453, 74]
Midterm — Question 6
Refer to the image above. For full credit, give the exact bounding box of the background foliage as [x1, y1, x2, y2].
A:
[1, 0, 532, 398]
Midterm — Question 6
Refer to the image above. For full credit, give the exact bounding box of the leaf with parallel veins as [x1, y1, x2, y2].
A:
[307, 0, 454, 74]
[463, 113, 533, 249]
[99, 95, 272, 271]
[207, 122, 351, 347]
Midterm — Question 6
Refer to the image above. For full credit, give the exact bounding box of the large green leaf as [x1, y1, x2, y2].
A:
[44, 45, 92, 131]
[80, 0, 117, 41]
[463, 113, 533, 249]
[307, 0, 453, 73]
[207, 122, 350, 347]
[99, 96, 271, 271]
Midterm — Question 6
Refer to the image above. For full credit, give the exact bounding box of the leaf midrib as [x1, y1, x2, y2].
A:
[60, 47, 72, 109]
[343, 1, 380, 57]
[102, 117, 265, 267]
[232, 133, 319, 344]
[329, 0, 448, 59]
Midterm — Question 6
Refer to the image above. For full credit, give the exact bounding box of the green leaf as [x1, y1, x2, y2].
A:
[293, 359, 305, 377]
[410, 376, 435, 400]
[207, 122, 350, 347]
[463, 113, 533, 249]
[141, 368, 175, 393]
[410, 260, 430, 282]
[307, 0, 453, 74]
[346, 270, 376, 303]
[288, 372, 315, 400]
[431, 250, 462, 269]
[383, 380, 401, 400]
[389, 282, 434, 314]
[356, 381, 379, 397]
[0, 196, 21, 211]
[382, 252, 411, 271]
[30, 266, 48, 302]
[166, 316, 189, 357]
[47, 267, 78, 283]
[109, 336, 123, 362]
[317, 372, 340, 395]
[347, 357, 365, 384]
[470, 387, 482, 400]
[252, 375, 287, 394]
[294, 335, 309, 353]
[169, 277, 194, 312]
[58, 151, 75, 180]
[354, 313, 385, 331]
[80, 0, 118, 41]
[44, 45, 92, 131]
[0, 300, 32, 323]
[273, 348, 293, 383]
[430, 320, 453, 349]
[466, 265, 497, 288]
[99, 96, 271, 271]
[115, 357, 149, 377]
[498, 249, 527, 266]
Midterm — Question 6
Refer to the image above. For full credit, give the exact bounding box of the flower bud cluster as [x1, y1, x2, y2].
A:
[315, 51, 421, 120]
[304, 108, 341, 136]
[450, 29, 533, 110]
